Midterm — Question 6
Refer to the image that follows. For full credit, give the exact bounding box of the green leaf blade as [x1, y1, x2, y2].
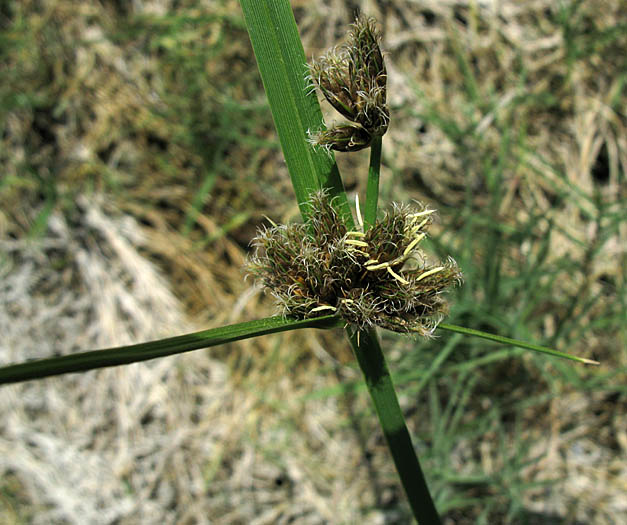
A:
[0, 315, 343, 385]
[239, 0, 353, 225]
[438, 323, 600, 365]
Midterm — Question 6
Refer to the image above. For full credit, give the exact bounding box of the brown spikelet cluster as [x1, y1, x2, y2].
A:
[307, 16, 389, 152]
[247, 191, 462, 335]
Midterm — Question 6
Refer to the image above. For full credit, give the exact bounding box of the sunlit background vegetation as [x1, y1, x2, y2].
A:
[1, 1, 625, 523]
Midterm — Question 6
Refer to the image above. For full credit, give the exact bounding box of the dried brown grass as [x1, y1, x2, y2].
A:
[1, 0, 625, 523]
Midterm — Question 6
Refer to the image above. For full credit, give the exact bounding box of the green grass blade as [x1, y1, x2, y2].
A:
[438, 323, 600, 365]
[349, 329, 442, 524]
[182, 169, 217, 236]
[0, 315, 343, 385]
[239, 0, 353, 225]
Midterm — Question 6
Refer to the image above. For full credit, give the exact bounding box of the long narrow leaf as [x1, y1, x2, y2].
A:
[0, 315, 343, 385]
[239, 0, 353, 226]
[438, 323, 599, 365]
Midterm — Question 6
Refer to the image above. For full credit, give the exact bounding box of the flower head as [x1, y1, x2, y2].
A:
[307, 124, 372, 153]
[307, 16, 389, 151]
[247, 191, 462, 335]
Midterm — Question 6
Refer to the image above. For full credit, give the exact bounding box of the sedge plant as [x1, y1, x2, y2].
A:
[0, 2, 599, 523]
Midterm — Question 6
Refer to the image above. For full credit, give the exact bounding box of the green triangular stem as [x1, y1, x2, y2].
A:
[364, 136, 382, 230]
[348, 328, 442, 523]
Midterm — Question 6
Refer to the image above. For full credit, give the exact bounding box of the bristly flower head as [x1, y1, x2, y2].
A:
[307, 16, 389, 152]
[247, 191, 462, 336]
[307, 124, 372, 153]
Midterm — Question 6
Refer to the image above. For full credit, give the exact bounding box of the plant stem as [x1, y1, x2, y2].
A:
[348, 329, 441, 524]
[364, 135, 382, 230]
[357, 122, 440, 522]
[0, 315, 343, 385]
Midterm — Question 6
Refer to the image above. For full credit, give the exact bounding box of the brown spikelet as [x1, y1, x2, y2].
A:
[247, 191, 462, 335]
[307, 16, 389, 151]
